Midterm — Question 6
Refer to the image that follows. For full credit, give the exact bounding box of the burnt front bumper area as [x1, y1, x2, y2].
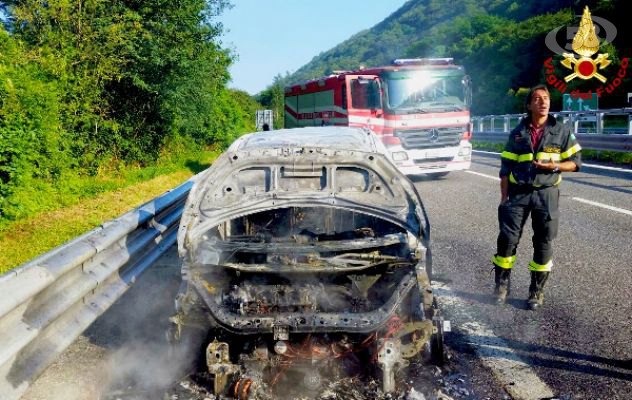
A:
[191, 272, 418, 335]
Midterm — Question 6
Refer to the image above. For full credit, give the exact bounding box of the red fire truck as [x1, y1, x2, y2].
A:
[284, 58, 473, 176]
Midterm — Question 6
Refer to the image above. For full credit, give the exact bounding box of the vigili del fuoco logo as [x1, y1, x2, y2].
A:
[560, 6, 610, 83]
[542, 6, 628, 99]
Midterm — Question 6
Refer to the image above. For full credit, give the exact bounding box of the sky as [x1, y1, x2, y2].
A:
[220, 0, 409, 95]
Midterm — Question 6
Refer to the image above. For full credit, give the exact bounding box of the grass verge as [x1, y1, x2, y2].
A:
[0, 149, 219, 274]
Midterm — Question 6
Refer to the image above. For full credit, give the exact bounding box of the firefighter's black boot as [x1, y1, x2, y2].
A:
[527, 271, 550, 310]
[493, 266, 511, 304]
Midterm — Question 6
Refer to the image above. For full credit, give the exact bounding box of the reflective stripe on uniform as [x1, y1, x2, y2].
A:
[561, 143, 582, 160]
[502, 151, 533, 162]
[493, 255, 517, 269]
[536, 152, 561, 161]
[529, 259, 553, 271]
[509, 173, 517, 184]
[555, 174, 562, 185]
[532, 174, 562, 187]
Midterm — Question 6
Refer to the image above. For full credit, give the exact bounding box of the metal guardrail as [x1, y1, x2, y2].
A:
[0, 177, 195, 400]
[472, 109, 632, 153]
[473, 131, 632, 153]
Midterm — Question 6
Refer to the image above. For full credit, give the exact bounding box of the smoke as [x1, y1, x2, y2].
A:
[102, 339, 194, 396]
[87, 248, 200, 399]
[20, 248, 193, 400]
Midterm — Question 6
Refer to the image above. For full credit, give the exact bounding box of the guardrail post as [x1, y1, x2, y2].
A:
[491, 117, 495, 132]
[503, 116, 509, 133]
[572, 114, 579, 135]
[478, 118, 484, 133]
[596, 113, 604, 135]
[628, 113, 632, 135]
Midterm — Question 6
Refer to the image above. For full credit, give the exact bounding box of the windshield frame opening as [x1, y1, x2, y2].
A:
[381, 68, 471, 115]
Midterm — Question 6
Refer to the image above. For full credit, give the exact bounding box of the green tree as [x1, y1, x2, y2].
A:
[6, 0, 137, 167]
[1, 0, 260, 219]
[0, 27, 67, 209]
[102, 0, 235, 160]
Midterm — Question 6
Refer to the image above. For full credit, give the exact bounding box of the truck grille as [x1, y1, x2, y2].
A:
[396, 127, 463, 150]
[413, 157, 453, 164]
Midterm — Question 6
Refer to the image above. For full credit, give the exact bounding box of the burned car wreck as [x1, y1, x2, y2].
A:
[169, 127, 443, 399]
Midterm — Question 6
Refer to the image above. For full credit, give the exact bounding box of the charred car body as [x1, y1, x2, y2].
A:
[170, 127, 443, 399]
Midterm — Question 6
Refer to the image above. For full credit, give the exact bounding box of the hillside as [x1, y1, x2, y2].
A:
[273, 0, 630, 115]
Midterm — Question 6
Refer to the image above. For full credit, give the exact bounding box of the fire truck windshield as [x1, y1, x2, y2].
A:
[382, 69, 471, 114]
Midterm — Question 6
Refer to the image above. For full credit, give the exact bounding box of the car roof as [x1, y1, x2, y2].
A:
[231, 127, 379, 153]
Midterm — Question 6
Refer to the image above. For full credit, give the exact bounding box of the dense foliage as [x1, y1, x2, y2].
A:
[0, 0, 259, 219]
[280, 0, 630, 115]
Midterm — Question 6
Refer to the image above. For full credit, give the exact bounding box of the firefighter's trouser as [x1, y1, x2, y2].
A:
[493, 184, 559, 271]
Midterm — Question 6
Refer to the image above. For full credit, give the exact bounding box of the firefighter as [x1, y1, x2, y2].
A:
[492, 84, 582, 310]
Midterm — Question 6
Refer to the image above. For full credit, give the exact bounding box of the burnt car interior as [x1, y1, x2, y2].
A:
[171, 206, 439, 399]
[193, 207, 419, 316]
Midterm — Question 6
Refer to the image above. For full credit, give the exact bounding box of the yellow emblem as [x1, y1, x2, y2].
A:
[543, 146, 561, 154]
[561, 6, 611, 83]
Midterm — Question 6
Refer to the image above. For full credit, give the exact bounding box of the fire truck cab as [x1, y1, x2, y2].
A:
[284, 58, 473, 176]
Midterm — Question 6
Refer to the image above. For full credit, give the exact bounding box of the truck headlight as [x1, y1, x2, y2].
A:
[392, 152, 408, 161]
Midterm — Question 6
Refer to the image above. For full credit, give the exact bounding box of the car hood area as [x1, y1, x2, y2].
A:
[177, 127, 430, 259]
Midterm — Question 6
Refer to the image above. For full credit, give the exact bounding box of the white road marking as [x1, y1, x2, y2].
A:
[582, 163, 632, 174]
[572, 197, 632, 216]
[472, 150, 632, 174]
[467, 154, 632, 216]
[465, 170, 500, 181]
[472, 150, 502, 156]
[433, 282, 556, 400]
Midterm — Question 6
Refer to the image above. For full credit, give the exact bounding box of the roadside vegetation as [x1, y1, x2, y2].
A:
[0, 0, 261, 271]
[0, 148, 219, 273]
[278, 0, 630, 115]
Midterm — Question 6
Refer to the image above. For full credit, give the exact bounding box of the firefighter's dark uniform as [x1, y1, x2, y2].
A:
[492, 115, 581, 307]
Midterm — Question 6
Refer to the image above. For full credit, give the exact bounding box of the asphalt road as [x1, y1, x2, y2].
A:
[20, 152, 632, 400]
[413, 151, 632, 400]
